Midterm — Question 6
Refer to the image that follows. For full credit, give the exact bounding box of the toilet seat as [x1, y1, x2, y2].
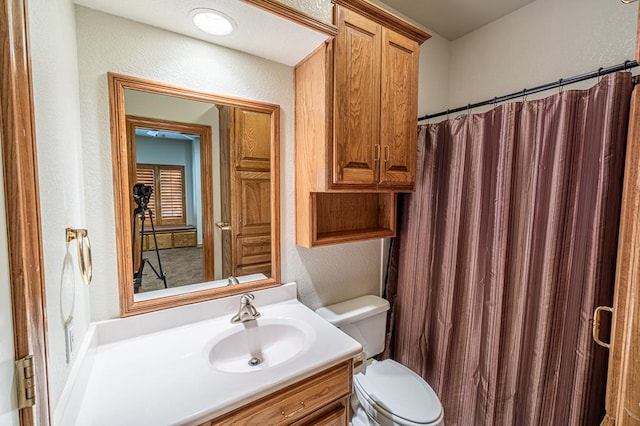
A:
[353, 359, 443, 426]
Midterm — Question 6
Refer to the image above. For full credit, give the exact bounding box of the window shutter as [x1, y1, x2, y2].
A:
[159, 168, 185, 222]
[135, 166, 157, 216]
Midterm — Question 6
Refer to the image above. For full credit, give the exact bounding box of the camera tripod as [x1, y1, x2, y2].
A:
[132, 200, 167, 294]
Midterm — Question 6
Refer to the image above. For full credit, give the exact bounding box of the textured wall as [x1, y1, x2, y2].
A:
[75, 6, 382, 322]
[27, 0, 92, 412]
[448, 0, 638, 110]
[276, 0, 332, 24]
[418, 33, 451, 117]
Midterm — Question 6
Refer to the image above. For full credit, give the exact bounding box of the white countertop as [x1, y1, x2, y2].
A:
[56, 283, 362, 425]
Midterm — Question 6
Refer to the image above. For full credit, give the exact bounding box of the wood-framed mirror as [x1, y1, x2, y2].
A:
[109, 72, 280, 316]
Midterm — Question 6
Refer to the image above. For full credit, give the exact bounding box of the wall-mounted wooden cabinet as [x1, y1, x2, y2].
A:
[334, 5, 421, 190]
[295, 0, 430, 247]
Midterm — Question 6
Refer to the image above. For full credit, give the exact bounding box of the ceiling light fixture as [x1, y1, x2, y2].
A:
[191, 8, 236, 36]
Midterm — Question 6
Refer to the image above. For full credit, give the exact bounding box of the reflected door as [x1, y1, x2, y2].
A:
[219, 106, 272, 278]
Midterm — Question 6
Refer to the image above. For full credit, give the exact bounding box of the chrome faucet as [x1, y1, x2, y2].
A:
[231, 293, 261, 323]
[227, 276, 240, 286]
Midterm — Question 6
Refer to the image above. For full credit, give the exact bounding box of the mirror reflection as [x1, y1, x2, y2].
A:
[120, 87, 275, 303]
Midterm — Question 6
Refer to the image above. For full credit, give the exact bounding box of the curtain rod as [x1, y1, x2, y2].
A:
[418, 59, 639, 121]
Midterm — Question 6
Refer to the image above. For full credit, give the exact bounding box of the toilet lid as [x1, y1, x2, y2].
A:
[354, 359, 442, 425]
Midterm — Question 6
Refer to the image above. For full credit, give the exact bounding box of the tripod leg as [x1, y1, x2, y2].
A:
[148, 211, 168, 288]
[132, 209, 145, 293]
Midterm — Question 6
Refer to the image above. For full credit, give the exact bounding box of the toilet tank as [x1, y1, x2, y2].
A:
[315, 295, 390, 358]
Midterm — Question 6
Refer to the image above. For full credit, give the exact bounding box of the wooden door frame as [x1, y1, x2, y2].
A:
[0, 0, 51, 424]
[125, 114, 215, 282]
[601, 6, 640, 425]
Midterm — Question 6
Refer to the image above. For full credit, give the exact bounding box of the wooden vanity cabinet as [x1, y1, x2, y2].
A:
[203, 361, 352, 426]
[295, 0, 430, 247]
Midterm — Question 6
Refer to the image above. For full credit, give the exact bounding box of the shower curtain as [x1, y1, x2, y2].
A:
[384, 72, 634, 425]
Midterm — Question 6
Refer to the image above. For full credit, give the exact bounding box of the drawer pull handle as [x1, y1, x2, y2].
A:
[281, 401, 305, 419]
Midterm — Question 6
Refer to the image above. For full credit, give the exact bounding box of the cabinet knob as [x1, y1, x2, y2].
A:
[281, 401, 305, 419]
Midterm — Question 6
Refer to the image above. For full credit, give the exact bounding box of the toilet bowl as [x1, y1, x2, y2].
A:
[316, 296, 443, 426]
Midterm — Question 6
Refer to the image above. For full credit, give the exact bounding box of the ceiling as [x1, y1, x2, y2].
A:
[72, 0, 329, 66]
[377, 0, 537, 40]
[72, 0, 537, 66]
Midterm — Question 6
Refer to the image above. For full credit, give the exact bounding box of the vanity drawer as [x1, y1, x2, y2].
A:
[207, 361, 352, 425]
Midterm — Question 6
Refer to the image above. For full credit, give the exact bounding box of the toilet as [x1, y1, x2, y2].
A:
[316, 295, 444, 426]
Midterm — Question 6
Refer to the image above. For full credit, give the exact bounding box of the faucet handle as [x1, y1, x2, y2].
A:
[240, 293, 255, 304]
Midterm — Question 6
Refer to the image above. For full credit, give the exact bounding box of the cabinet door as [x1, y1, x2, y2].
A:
[234, 109, 271, 171]
[219, 106, 271, 278]
[333, 6, 381, 187]
[379, 27, 419, 189]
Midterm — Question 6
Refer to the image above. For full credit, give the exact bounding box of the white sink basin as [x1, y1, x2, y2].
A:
[207, 318, 314, 373]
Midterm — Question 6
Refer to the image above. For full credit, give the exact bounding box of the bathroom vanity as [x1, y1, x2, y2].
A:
[203, 361, 352, 425]
[55, 283, 361, 425]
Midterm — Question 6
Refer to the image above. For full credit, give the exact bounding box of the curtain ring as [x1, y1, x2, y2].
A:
[522, 88, 528, 102]
[493, 97, 498, 108]
[65, 228, 93, 285]
[558, 78, 564, 94]
[467, 104, 471, 116]
[446, 109, 450, 120]
[597, 67, 603, 83]
[624, 60, 631, 71]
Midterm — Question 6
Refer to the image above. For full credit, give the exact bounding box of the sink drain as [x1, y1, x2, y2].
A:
[248, 356, 262, 367]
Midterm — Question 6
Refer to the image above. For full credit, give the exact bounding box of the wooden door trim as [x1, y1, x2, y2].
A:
[125, 115, 215, 282]
[601, 7, 640, 425]
[0, 0, 51, 424]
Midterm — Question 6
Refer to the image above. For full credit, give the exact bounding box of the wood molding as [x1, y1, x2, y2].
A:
[0, 0, 51, 424]
[602, 7, 640, 425]
[108, 73, 281, 317]
[240, 0, 337, 37]
[332, 0, 430, 44]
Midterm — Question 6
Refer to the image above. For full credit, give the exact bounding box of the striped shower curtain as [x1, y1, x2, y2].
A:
[384, 72, 634, 425]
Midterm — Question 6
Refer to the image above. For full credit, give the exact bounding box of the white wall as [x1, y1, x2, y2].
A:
[277, 0, 332, 24]
[418, 33, 451, 117]
[75, 6, 382, 320]
[27, 0, 91, 412]
[125, 91, 219, 257]
[447, 0, 638, 110]
[0, 139, 19, 426]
